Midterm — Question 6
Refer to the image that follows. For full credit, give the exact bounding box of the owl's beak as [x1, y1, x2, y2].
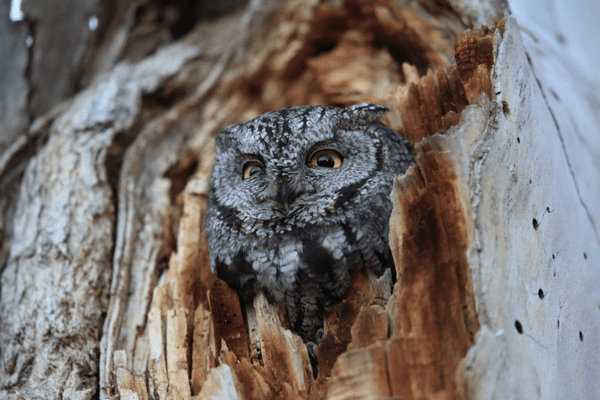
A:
[276, 179, 305, 210]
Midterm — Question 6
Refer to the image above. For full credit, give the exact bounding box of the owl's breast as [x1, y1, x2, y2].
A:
[213, 220, 367, 299]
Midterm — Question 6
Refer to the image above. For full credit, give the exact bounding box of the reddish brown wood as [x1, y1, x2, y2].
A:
[208, 280, 249, 361]
[454, 26, 498, 103]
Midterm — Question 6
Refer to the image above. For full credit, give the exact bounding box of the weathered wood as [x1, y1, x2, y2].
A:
[191, 302, 217, 394]
[193, 364, 240, 400]
[114, 350, 150, 400]
[0, 2, 29, 157]
[166, 308, 191, 399]
[254, 291, 313, 393]
[209, 280, 249, 362]
[147, 289, 169, 400]
[459, 17, 600, 398]
[0, 98, 117, 399]
[2, 0, 599, 399]
[327, 344, 392, 400]
[21, 0, 101, 117]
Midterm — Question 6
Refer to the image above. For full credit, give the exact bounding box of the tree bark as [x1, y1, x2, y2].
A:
[1, 0, 598, 399]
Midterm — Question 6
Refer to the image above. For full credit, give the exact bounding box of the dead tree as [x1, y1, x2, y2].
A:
[1, 0, 599, 399]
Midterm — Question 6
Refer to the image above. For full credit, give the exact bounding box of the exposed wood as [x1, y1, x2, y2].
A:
[391, 66, 468, 143]
[454, 23, 501, 103]
[209, 280, 249, 362]
[385, 119, 481, 400]
[166, 308, 191, 399]
[1, 0, 599, 399]
[193, 364, 240, 400]
[328, 344, 392, 400]
[147, 291, 169, 400]
[314, 269, 393, 382]
[459, 17, 600, 398]
[191, 303, 217, 394]
[114, 350, 150, 400]
[254, 291, 313, 394]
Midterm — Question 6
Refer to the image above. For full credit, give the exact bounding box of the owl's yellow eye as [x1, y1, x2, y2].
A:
[242, 160, 264, 180]
[309, 149, 343, 168]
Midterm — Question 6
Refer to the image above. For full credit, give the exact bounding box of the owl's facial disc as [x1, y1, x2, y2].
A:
[266, 147, 344, 214]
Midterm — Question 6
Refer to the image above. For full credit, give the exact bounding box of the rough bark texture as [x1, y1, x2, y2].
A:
[1, 0, 599, 399]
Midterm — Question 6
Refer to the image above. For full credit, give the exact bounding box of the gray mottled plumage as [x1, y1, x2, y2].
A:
[205, 103, 414, 341]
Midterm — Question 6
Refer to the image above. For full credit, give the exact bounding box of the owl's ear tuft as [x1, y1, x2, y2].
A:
[215, 125, 241, 151]
[339, 103, 389, 128]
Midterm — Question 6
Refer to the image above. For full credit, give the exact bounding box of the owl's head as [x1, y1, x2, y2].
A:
[208, 103, 407, 236]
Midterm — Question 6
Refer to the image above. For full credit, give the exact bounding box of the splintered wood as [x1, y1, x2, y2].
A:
[110, 1, 506, 399]
[390, 66, 468, 143]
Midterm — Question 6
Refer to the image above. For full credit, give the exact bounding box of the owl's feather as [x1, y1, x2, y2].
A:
[205, 103, 414, 341]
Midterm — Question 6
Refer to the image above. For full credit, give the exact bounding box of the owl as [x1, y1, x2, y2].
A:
[205, 103, 414, 343]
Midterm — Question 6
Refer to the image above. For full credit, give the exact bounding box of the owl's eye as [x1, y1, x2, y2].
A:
[242, 160, 264, 180]
[309, 149, 343, 168]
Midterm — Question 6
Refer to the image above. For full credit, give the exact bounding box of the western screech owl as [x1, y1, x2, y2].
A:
[205, 103, 414, 342]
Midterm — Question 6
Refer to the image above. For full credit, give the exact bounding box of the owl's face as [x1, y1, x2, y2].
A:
[205, 103, 413, 339]
[210, 106, 385, 234]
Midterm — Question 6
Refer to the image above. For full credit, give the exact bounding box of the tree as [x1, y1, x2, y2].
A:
[1, 0, 598, 399]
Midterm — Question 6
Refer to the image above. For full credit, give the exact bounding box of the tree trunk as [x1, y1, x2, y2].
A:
[1, 0, 598, 399]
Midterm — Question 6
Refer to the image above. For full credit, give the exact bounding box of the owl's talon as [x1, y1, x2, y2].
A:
[306, 342, 319, 378]
[315, 328, 324, 345]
